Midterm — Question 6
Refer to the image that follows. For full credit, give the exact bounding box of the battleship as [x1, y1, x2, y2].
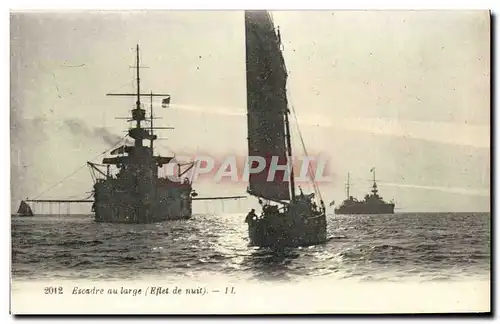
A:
[334, 168, 395, 215]
[22, 45, 245, 222]
[244, 11, 327, 248]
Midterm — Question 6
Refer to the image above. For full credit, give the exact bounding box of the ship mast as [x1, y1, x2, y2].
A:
[132, 44, 144, 150]
[106, 44, 172, 153]
[136, 44, 141, 129]
[132, 43, 144, 148]
[150, 91, 154, 151]
[346, 172, 350, 199]
[371, 167, 378, 196]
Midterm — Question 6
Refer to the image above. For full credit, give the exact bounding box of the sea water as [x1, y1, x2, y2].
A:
[10, 212, 490, 313]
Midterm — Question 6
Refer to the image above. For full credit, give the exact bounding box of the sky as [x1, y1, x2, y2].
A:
[10, 10, 490, 213]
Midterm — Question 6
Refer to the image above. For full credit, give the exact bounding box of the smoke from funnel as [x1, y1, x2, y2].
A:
[64, 118, 132, 146]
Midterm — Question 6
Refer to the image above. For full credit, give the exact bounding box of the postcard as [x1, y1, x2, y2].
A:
[10, 10, 491, 314]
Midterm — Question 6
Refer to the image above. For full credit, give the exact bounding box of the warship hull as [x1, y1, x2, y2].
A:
[334, 203, 394, 215]
[93, 180, 192, 223]
[248, 205, 327, 248]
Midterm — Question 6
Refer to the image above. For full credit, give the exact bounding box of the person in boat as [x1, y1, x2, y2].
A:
[245, 209, 257, 223]
[263, 204, 279, 217]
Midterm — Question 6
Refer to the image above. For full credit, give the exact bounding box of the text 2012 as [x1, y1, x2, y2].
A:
[44, 286, 63, 294]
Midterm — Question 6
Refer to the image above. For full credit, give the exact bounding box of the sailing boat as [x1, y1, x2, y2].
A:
[244, 11, 327, 248]
[16, 200, 34, 217]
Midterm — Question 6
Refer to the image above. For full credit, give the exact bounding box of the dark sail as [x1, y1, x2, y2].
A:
[245, 11, 291, 202]
[17, 200, 33, 216]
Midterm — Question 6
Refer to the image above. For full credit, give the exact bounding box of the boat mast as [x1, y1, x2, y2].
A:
[284, 110, 296, 201]
[276, 20, 296, 203]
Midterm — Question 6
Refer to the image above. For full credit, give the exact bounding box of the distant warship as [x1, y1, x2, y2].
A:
[334, 168, 395, 215]
[243, 11, 327, 248]
[24, 45, 244, 222]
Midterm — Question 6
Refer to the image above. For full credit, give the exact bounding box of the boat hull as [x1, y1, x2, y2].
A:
[334, 203, 394, 215]
[14, 214, 34, 217]
[247, 205, 327, 248]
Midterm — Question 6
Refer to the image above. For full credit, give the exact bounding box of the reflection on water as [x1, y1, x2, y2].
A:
[11, 212, 490, 282]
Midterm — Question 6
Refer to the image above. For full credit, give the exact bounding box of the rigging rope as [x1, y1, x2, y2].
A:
[277, 30, 324, 205]
[287, 89, 324, 204]
[32, 134, 129, 200]
[33, 49, 142, 201]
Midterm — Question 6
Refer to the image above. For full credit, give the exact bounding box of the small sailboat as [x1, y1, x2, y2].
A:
[16, 200, 34, 217]
[243, 11, 327, 248]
